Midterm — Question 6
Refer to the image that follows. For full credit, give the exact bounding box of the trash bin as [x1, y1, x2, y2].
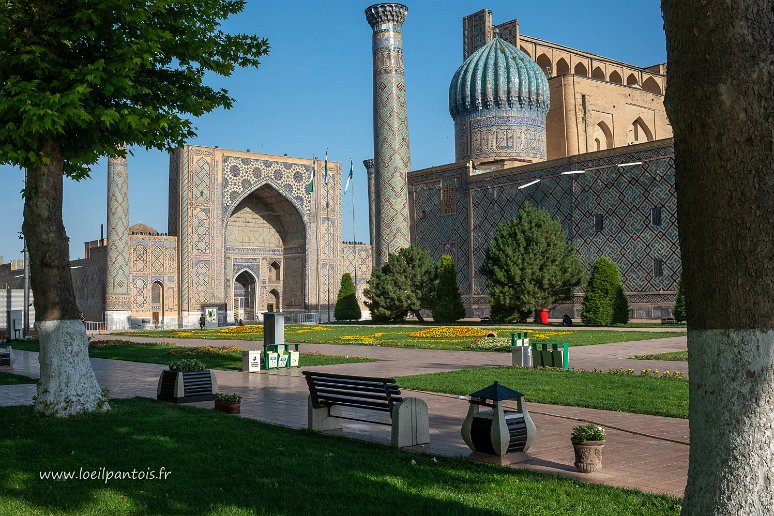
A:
[531, 342, 569, 369]
[538, 308, 549, 325]
[511, 332, 531, 367]
[461, 381, 537, 458]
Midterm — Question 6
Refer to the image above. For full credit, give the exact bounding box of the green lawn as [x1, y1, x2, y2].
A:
[119, 324, 685, 350]
[0, 371, 36, 385]
[10, 340, 373, 370]
[634, 351, 688, 361]
[0, 399, 681, 515]
[397, 367, 689, 419]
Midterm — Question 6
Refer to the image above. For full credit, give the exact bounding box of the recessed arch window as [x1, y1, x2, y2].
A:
[270, 261, 281, 282]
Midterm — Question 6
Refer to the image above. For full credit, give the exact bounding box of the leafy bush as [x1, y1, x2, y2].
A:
[215, 392, 241, 403]
[571, 425, 606, 442]
[482, 203, 585, 322]
[334, 273, 362, 321]
[673, 274, 687, 322]
[168, 359, 207, 372]
[432, 255, 466, 323]
[581, 257, 628, 326]
[365, 246, 437, 322]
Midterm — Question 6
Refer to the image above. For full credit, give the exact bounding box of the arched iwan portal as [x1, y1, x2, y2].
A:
[225, 184, 306, 319]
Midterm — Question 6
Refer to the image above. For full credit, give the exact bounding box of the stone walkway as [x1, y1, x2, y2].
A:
[2, 335, 689, 498]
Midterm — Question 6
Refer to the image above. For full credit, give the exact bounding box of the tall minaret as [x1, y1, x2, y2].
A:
[363, 158, 376, 265]
[365, 3, 412, 266]
[105, 152, 131, 329]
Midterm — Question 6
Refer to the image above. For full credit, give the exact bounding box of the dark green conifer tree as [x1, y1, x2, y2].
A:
[432, 255, 466, 323]
[334, 273, 361, 321]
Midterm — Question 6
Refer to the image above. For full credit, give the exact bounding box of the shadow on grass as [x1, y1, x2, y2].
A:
[0, 398, 681, 515]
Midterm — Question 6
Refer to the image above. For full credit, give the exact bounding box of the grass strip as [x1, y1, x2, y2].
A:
[0, 398, 681, 515]
[0, 371, 36, 385]
[9, 341, 373, 370]
[397, 367, 688, 419]
[634, 351, 688, 361]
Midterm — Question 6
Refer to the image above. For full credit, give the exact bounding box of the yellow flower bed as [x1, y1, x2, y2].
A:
[174, 332, 194, 337]
[408, 326, 491, 338]
[371, 332, 386, 338]
[513, 329, 573, 341]
[220, 325, 263, 334]
[339, 335, 375, 343]
[291, 326, 331, 334]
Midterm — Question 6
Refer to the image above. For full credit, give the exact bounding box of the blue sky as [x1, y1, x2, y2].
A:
[0, 1, 666, 261]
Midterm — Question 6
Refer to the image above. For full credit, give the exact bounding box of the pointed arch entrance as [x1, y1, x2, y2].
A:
[225, 183, 306, 320]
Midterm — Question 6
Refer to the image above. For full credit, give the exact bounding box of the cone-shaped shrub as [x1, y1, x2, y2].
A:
[582, 257, 628, 326]
[432, 255, 466, 323]
[334, 273, 361, 321]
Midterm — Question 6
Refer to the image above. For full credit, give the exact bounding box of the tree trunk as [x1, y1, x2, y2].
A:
[662, 1, 773, 513]
[22, 140, 108, 416]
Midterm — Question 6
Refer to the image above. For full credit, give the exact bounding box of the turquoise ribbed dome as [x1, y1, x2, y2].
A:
[448, 32, 550, 163]
[449, 33, 549, 120]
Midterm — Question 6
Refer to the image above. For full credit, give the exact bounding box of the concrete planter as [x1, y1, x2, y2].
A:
[214, 400, 241, 414]
[156, 369, 218, 403]
[571, 439, 605, 473]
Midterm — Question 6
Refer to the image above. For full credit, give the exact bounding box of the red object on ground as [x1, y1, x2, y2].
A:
[539, 309, 549, 324]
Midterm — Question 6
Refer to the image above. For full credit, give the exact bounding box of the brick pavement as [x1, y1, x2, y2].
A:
[2, 336, 689, 498]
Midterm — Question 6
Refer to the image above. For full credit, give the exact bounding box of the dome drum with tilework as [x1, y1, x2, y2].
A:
[449, 30, 550, 163]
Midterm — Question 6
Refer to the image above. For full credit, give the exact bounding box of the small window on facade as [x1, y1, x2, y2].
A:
[653, 258, 663, 278]
[441, 184, 455, 215]
[651, 207, 662, 226]
[594, 214, 604, 233]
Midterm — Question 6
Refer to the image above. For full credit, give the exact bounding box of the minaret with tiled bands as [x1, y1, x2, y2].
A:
[363, 158, 377, 265]
[365, 3, 412, 266]
[105, 153, 131, 328]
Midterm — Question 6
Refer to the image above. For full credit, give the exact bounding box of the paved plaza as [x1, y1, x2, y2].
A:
[2, 335, 689, 498]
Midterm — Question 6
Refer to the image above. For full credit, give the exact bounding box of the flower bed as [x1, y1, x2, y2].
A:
[408, 326, 491, 338]
[219, 325, 263, 334]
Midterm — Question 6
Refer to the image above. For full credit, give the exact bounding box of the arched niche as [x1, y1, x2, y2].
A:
[225, 183, 306, 313]
[627, 117, 654, 144]
[536, 53, 552, 77]
[592, 66, 605, 81]
[555, 58, 570, 76]
[642, 77, 662, 95]
[609, 70, 623, 84]
[592, 121, 613, 151]
[574, 62, 588, 77]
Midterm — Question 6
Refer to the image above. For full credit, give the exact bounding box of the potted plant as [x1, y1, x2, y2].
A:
[157, 359, 218, 403]
[571, 424, 606, 473]
[215, 393, 242, 414]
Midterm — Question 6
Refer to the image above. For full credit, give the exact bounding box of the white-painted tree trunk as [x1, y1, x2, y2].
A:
[685, 330, 774, 513]
[34, 320, 109, 416]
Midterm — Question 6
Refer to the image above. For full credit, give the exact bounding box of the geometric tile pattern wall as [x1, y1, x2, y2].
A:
[408, 141, 679, 313]
[367, 4, 412, 266]
[410, 164, 471, 297]
[128, 235, 178, 316]
[341, 243, 373, 306]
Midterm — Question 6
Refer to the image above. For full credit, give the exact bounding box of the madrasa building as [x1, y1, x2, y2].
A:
[0, 5, 679, 329]
[365, 5, 678, 320]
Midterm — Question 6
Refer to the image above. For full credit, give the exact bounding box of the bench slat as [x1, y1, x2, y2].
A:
[310, 380, 401, 395]
[303, 371, 396, 383]
[315, 387, 402, 403]
[306, 376, 400, 390]
[315, 396, 394, 413]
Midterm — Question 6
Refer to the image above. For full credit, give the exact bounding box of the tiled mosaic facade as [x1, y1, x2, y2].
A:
[409, 140, 680, 317]
[129, 234, 178, 319]
[341, 243, 374, 308]
[366, 3, 412, 266]
[170, 146, 342, 324]
[105, 155, 130, 311]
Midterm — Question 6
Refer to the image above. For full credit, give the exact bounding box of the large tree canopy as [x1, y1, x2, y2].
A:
[0, 0, 269, 416]
[0, 0, 269, 176]
[365, 246, 437, 322]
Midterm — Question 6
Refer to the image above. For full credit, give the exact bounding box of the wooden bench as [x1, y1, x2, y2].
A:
[661, 317, 677, 324]
[302, 371, 430, 448]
